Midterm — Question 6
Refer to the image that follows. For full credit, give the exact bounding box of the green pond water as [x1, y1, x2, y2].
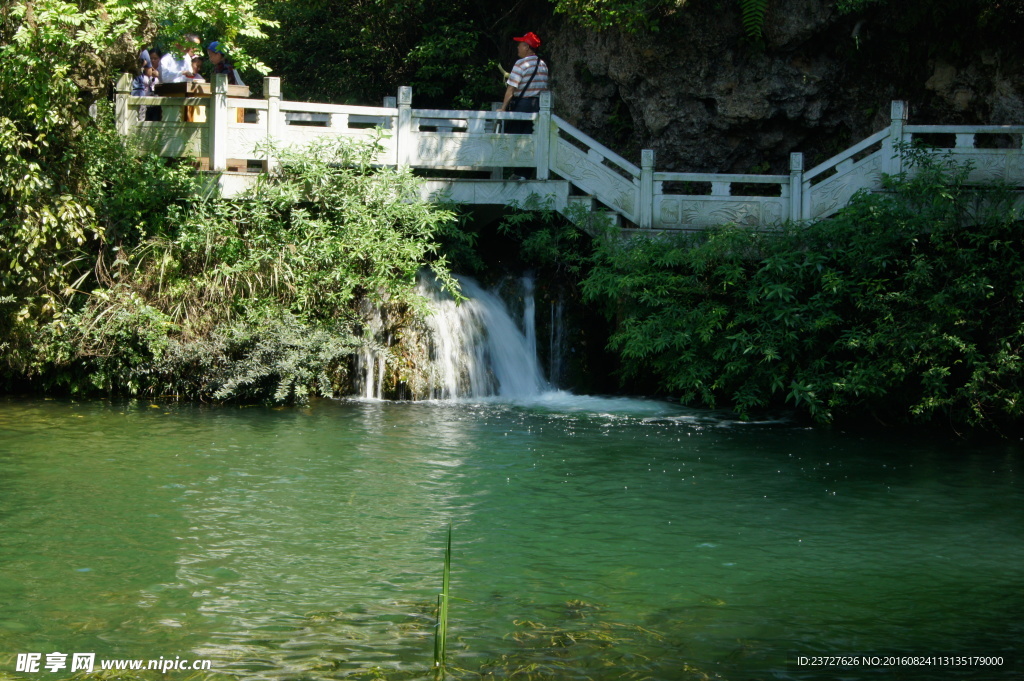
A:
[0, 396, 1022, 680]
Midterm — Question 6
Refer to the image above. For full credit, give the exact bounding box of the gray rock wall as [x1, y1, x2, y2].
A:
[541, 0, 1024, 173]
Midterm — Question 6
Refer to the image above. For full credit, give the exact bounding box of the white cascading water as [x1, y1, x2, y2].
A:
[354, 300, 389, 400]
[418, 274, 549, 400]
[354, 273, 676, 416]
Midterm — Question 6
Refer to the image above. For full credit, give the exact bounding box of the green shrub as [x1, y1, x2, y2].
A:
[583, 149, 1024, 428]
[25, 133, 458, 404]
[142, 133, 458, 335]
[156, 313, 360, 403]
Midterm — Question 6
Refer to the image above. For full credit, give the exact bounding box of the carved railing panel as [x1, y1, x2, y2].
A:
[225, 123, 266, 160]
[807, 150, 884, 219]
[133, 122, 208, 158]
[945, 149, 1024, 184]
[655, 196, 787, 228]
[419, 179, 569, 207]
[414, 133, 534, 168]
[903, 125, 1024, 185]
[553, 145, 634, 215]
[548, 117, 640, 222]
[653, 172, 790, 229]
[552, 138, 638, 221]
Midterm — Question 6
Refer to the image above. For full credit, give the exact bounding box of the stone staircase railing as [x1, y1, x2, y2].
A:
[116, 74, 1024, 231]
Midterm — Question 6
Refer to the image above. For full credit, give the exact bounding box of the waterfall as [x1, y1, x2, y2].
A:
[354, 300, 388, 400]
[352, 274, 673, 414]
[418, 274, 548, 400]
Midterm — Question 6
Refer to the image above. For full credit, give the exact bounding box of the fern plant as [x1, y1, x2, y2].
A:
[739, 0, 769, 39]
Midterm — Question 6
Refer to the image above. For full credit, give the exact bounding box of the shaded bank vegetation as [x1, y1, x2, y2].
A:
[583, 149, 1024, 429]
[4, 121, 460, 403]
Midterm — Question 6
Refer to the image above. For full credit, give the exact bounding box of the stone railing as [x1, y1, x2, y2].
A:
[115, 74, 1024, 231]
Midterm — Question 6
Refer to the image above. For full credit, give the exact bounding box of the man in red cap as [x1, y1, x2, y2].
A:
[500, 32, 548, 135]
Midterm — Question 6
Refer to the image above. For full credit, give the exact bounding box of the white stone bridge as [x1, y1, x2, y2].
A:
[116, 74, 1024, 232]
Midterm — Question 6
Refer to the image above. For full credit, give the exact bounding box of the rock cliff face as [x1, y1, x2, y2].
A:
[542, 0, 1024, 173]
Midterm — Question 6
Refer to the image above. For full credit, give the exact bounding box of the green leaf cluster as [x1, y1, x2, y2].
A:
[583, 149, 1024, 429]
[739, 0, 769, 39]
[0, 0, 271, 377]
[0, 113, 197, 380]
[141, 133, 457, 334]
[1, 0, 110, 324]
[24, 133, 459, 403]
[250, 0, 510, 107]
[550, 0, 673, 32]
[157, 313, 362, 404]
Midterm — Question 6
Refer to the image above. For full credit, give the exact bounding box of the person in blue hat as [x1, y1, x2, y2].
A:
[206, 41, 244, 85]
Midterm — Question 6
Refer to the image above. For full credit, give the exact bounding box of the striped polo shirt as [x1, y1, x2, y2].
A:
[507, 55, 549, 98]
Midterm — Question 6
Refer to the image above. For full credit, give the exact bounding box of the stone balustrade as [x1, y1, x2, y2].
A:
[115, 74, 1024, 232]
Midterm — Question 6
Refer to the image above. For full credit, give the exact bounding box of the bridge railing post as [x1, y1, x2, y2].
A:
[382, 95, 396, 129]
[789, 152, 804, 223]
[115, 73, 133, 137]
[886, 100, 907, 176]
[397, 86, 413, 167]
[208, 73, 228, 171]
[264, 77, 282, 172]
[639, 149, 655, 229]
[536, 91, 552, 180]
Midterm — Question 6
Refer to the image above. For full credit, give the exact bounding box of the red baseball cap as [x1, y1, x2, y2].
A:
[513, 32, 541, 49]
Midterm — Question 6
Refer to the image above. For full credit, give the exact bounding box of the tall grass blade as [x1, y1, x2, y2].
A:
[433, 523, 452, 674]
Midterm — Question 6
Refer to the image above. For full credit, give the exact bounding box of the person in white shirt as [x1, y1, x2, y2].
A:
[158, 34, 200, 83]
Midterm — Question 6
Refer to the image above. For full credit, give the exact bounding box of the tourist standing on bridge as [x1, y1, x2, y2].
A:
[206, 42, 245, 86]
[206, 41, 247, 122]
[159, 34, 200, 84]
[131, 51, 160, 121]
[159, 34, 201, 121]
[501, 32, 548, 135]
